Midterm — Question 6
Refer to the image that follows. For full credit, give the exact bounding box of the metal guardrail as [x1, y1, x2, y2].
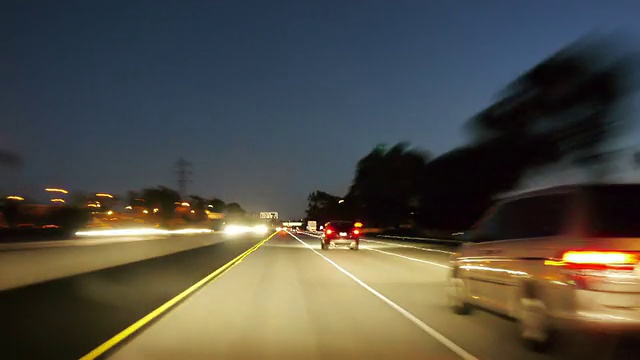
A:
[376, 234, 464, 245]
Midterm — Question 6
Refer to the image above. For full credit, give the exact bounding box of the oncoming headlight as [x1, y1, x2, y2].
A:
[253, 225, 268, 234]
[225, 225, 249, 235]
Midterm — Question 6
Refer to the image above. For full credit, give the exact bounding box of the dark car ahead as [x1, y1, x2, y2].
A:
[321, 221, 361, 250]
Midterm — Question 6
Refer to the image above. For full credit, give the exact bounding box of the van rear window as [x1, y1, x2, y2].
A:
[589, 186, 640, 237]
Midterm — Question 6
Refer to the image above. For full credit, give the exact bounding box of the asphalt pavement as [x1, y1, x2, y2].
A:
[0, 233, 264, 360]
[108, 232, 637, 360]
[2, 232, 638, 359]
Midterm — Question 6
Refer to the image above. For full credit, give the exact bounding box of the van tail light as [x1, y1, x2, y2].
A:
[561, 251, 638, 271]
[326, 229, 333, 235]
[353, 229, 360, 235]
[547, 250, 640, 289]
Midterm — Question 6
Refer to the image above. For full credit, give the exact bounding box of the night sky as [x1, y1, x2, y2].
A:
[3, 1, 640, 218]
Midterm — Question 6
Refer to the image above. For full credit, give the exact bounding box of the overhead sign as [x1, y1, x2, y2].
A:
[260, 212, 279, 219]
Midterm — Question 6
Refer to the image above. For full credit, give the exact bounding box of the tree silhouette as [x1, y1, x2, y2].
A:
[417, 35, 638, 230]
[224, 202, 246, 220]
[206, 198, 226, 213]
[141, 186, 181, 223]
[304, 143, 430, 228]
[305, 190, 342, 224]
[347, 143, 430, 227]
[468, 35, 637, 174]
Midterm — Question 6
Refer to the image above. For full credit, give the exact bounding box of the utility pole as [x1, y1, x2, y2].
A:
[175, 157, 192, 198]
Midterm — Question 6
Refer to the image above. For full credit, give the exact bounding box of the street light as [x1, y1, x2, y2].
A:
[338, 199, 345, 204]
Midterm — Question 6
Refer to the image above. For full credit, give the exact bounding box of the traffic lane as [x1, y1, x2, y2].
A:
[296, 234, 635, 360]
[304, 232, 456, 266]
[295, 234, 554, 360]
[111, 234, 463, 360]
[0, 233, 264, 360]
[363, 238, 458, 257]
[361, 239, 454, 267]
[359, 238, 640, 359]
[0, 232, 226, 290]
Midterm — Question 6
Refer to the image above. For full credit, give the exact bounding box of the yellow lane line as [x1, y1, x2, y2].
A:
[80, 232, 276, 360]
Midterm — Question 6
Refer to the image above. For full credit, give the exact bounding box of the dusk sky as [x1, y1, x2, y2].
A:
[3, 1, 640, 218]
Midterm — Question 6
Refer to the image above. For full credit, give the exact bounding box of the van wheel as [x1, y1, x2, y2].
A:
[447, 276, 471, 315]
[519, 297, 553, 352]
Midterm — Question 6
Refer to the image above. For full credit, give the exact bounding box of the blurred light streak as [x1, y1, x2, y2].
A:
[75, 228, 212, 237]
[223, 224, 268, 235]
[51, 198, 66, 203]
[45, 188, 68, 194]
[96, 193, 114, 198]
[6, 196, 24, 201]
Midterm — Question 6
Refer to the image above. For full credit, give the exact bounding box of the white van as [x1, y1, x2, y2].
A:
[447, 184, 640, 350]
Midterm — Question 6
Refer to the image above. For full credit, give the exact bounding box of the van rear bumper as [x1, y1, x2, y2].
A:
[554, 290, 640, 333]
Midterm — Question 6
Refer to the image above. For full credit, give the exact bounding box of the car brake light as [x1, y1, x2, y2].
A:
[326, 229, 332, 235]
[353, 229, 360, 235]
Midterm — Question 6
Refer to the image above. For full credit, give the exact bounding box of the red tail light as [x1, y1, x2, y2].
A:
[353, 229, 360, 235]
[561, 250, 638, 271]
[326, 229, 333, 235]
[546, 250, 640, 289]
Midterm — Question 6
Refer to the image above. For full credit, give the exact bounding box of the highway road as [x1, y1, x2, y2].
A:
[2, 231, 638, 359]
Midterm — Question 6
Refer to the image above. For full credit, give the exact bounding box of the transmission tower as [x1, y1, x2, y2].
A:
[175, 157, 193, 198]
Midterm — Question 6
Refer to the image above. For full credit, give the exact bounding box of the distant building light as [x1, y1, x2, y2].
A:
[125, 206, 133, 210]
[51, 198, 66, 203]
[181, 202, 190, 207]
[153, 208, 159, 213]
[107, 210, 114, 215]
[142, 210, 149, 214]
[190, 210, 195, 214]
[96, 193, 114, 198]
